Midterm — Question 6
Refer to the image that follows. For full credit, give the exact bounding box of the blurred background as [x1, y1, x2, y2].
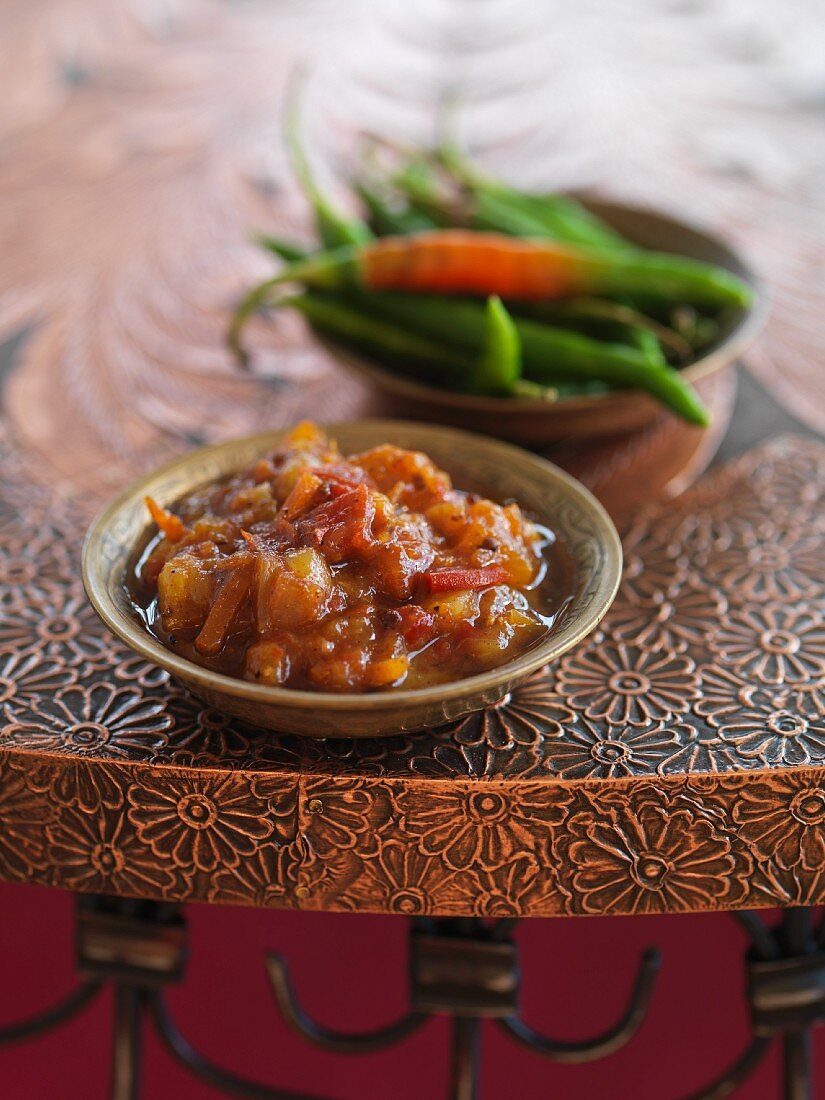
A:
[1, 0, 824, 1096]
[1, 0, 822, 490]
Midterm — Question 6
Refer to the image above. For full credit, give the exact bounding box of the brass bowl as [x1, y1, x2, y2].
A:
[83, 421, 621, 737]
[321, 200, 765, 444]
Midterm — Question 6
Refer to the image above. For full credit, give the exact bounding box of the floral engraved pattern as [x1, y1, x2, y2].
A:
[607, 583, 726, 653]
[0, 588, 111, 673]
[3, 685, 171, 759]
[653, 720, 738, 775]
[0, 652, 74, 711]
[0, 763, 53, 882]
[0, 426, 824, 916]
[301, 779, 392, 858]
[462, 861, 569, 918]
[398, 784, 571, 871]
[127, 770, 274, 873]
[733, 776, 825, 871]
[114, 655, 170, 690]
[23, 756, 127, 814]
[718, 694, 825, 767]
[620, 525, 689, 604]
[414, 677, 576, 778]
[208, 840, 309, 908]
[47, 808, 177, 897]
[557, 643, 699, 726]
[703, 528, 822, 602]
[712, 605, 825, 685]
[343, 843, 459, 915]
[542, 720, 680, 780]
[165, 690, 254, 759]
[562, 795, 746, 914]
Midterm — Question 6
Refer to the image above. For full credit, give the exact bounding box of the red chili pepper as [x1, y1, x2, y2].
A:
[423, 566, 508, 593]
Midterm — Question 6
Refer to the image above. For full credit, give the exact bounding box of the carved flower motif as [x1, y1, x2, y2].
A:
[399, 784, 571, 871]
[712, 605, 825, 685]
[301, 781, 391, 857]
[299, 848, 365, 907]
[762, 441, 825, 517]
[47, 808, 177, 896]
[0, 590, 112, 673]
[165, 690, 254, 758]
[463, 860, 569, 918]
[695, 665, 759, 726]
[208, 840, 308, 907]
[704, 528, 822, 602]
[3, 684, 170, 759]
[249, 775, 298, 844]
[782, 677, 825, 720]
[23, 755, 126, 814]
[564, 799, 740, 914]
[0, 523, 76, 596]
[607, 583, 725, 653]
[344, 843, 459, 915]
[236, 733, 309, 775]
[0, 765, 53, 880]
[733, 776, 825, 871]
[718, 695, 825, 767]
[114, 654, 170, 690]
[619, 525, 689, 605]
[127, 771, 274, 871]
[542, 719, 680, 780]
[652, 720, 738, 775]
[413, 676, 575, 779]
[556, 643, 699, 726]
[0, 651, 74, 710]
[293, 734, 417, 779]
[752, 864, 825, 909]
[450, 675, 574, 750]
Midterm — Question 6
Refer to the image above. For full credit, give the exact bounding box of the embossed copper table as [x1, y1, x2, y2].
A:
[2, 2, 825, 1098]
[2, 416, 824, 1099]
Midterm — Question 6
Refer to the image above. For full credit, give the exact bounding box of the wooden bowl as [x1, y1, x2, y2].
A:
[82, 421, 621, 737]
[320, 201, 764, 444]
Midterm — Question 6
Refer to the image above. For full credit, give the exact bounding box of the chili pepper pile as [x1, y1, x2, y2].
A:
[230, 103, 754, 426]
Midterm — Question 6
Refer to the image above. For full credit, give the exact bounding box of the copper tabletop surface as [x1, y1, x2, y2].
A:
[0, 0, 823, 919]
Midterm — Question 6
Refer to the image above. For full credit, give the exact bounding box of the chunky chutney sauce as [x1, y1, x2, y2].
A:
[132, 423, 571, 693]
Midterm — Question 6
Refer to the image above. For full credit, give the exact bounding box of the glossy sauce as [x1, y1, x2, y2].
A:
[129, 423, 575, 693]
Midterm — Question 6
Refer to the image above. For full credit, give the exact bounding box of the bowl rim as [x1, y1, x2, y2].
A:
[314, 197, 768, 415]
[82, 420, 622, 713]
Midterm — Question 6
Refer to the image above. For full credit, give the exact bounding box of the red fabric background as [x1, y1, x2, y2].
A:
[0, 883, 814, 1098]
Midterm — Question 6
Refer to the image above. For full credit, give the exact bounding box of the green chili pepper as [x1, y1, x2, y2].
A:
[515, 299, 692, 362]
[437, 141, 629, 250]
[283, 292, 473, 384]
[342, 291, 709, 425]
[353, 181, 439, 236]
[507, 193, 631, 251]
[475, 296, 522, 394]
[285, 82, 372, 249]
[625, 325, 666, 368]
[255, 234, 310, 263]
[246, 233, 752, 312]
